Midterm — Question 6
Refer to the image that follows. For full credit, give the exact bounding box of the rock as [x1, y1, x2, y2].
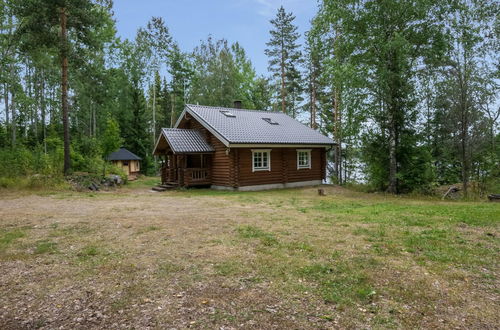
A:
[89, 182, 99, 191]
[103, 174, 123, 187]
[488, 194, 500, 202]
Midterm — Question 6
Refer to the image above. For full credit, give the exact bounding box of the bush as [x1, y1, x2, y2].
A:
[0, 139, 104, 190]
[107, 164, 128, 184]
[0, 177, 18, 189]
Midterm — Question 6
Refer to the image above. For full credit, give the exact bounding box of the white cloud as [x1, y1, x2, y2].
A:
[254, 0, 275, 17]
[252, 0, 308, 18]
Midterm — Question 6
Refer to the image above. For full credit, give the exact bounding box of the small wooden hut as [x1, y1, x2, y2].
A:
[106, 147, 141, 179]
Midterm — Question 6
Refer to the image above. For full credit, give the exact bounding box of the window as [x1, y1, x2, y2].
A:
[252, 149, 271, 172]
[297, 149, 311, 169]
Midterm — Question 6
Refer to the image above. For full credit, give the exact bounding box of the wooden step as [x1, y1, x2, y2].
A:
[152, 186, 167, 192]
[159, 184, 176, 189]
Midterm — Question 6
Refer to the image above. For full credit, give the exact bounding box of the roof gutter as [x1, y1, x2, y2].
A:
[227, 143, 336, 149]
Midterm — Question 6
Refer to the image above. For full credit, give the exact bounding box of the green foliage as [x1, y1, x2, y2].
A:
[0, 146, 60, 178]
[107, 164, 128, 183]
[190, 37, 269, 110]
[362, 133, 436, 193]
[123, 79, 153, 175]
[0, 125, 7, 148]
[361, 134, 390, 191]
[398, 143, 435, 194]
[101, 118, 123, 165]
[0, 135, 108, 189]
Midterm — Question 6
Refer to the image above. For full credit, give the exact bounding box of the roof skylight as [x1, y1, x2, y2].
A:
[220, 110, 236, 117]
[262, 117, 279, 125]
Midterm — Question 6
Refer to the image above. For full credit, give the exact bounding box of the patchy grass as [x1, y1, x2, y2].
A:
[34, 240, 58, 254]
[125, 176, 160, 189]
[136, 225, 161, 235]
[156, 261, 184, 277]
[237, 225, 279, 246]
[0, 229, 26, 251]
[0, 184, 498, 329]
[77, 245, 101, 260]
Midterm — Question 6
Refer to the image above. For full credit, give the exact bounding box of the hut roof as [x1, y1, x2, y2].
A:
[106, 147, 142, 161]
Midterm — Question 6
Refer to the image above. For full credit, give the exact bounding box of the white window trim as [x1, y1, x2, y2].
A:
[297, 149, 312, 170]
[251, 149, 271, 172]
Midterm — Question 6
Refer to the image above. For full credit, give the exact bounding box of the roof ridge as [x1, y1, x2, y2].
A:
[186, 104, 283, 115]
[161, 127, 201, 131]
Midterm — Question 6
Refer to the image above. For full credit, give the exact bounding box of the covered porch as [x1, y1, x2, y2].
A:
[161, 154, 211, 186]
[153, 128, 215, 187]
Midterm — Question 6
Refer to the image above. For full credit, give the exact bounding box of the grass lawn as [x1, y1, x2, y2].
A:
[0, 180, 498, 329]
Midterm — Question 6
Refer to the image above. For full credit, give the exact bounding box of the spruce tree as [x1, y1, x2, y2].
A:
[265, 6, 302, 116]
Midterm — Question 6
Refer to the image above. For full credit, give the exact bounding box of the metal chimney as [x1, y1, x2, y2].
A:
[233, 100, 242, 109]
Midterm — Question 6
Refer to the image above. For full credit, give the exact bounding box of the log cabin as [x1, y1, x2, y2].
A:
[106, 147, 142, 179]
[153, 104, 336, 191]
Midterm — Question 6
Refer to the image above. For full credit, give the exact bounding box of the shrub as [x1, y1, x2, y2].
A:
[107, 164, 128, 183]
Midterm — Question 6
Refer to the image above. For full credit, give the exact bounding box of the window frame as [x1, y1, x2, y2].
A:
[251, 149, 271, 172]
[296, 149, 312, 170]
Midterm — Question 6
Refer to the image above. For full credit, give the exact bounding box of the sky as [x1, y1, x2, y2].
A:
[112, 0, 319, 76]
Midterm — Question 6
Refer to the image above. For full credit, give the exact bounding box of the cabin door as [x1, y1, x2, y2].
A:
[122, 161, 130, 175]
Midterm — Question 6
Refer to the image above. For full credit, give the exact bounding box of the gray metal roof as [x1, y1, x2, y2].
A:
[183, 104, 335, 145]
[106, 147, 142, 161]
[161, 128, 215, 153]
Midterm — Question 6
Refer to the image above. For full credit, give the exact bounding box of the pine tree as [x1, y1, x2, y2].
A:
[265, 6, 302, 116]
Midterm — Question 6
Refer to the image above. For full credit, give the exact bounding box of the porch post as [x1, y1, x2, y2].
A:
[173, 154, 177, 183]
[179, 155, 186, 186]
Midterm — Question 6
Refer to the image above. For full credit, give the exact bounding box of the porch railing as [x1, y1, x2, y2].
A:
[184, 168, 211, 185]
[161, 166, 211, 186]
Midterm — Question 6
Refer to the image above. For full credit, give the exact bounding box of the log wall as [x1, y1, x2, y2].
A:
[236, 148, 325, 187]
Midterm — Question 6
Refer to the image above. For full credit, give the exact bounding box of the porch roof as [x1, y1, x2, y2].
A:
[155, 128, 215, 154]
